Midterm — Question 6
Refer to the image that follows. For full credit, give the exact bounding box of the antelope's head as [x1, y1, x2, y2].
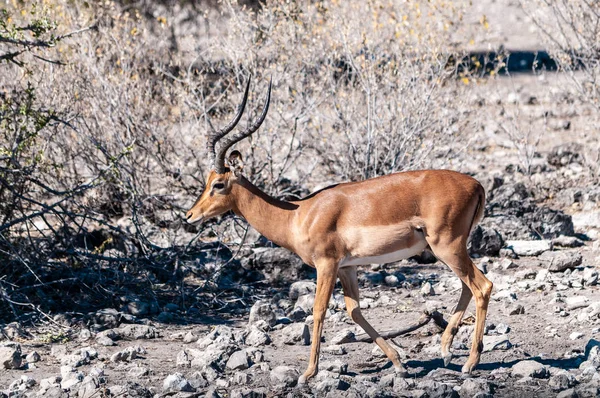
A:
[186, 77, 271, 225]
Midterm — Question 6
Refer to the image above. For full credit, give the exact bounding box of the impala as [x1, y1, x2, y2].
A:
[186, 78, 493, 384]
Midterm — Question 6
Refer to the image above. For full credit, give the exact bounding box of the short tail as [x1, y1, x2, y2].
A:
[469, 185, 486, 233]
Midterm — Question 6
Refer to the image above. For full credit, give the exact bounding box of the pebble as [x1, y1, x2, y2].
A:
[270, 366, 299, 387]
[163, 373, 194, 392]
[226, 350, 250, 371]
[289, 281, 317, 299]
[505, 240, 551, 256]
[539, 251, 583, 272]
[511, 360, 549, 379]
[569, 332, 584, 340]
[0, 343, 22, 369]
[420, 282, 435, 296]
[281, 322, 310, 345]
[248, 300, 277, 327]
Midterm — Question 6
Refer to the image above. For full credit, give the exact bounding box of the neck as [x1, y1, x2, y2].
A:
[231, 176, 298, 250]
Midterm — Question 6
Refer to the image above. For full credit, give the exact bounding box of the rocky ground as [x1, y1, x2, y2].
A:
[2, 34, 600, 398]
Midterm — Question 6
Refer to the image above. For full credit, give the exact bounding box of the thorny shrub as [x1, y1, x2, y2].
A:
[0, 0, 475, 324]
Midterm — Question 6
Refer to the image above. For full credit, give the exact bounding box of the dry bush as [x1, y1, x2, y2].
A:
[523, 0, 600, 174]
[0, 0, 473, 322]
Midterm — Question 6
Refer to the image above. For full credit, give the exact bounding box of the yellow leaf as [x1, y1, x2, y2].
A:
[461, 77, 469, 85]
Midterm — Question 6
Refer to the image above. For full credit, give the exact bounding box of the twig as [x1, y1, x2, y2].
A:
[341, 310, 447, 344]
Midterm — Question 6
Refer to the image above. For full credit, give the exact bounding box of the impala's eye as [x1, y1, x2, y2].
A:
[213, 182, 225, 190]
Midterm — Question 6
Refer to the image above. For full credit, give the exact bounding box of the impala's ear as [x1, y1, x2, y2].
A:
[227, 150, 244, 176]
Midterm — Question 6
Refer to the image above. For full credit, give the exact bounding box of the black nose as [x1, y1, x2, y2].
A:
[186, 212, 193, 219]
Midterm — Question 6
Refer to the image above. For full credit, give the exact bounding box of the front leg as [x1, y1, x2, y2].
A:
[298, 258, 338, 385]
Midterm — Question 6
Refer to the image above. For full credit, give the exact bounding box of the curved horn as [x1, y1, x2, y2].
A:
[214, 77, 272, 173]
[206, 77, 251, 170]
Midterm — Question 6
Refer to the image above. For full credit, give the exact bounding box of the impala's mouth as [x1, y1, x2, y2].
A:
[185, 212, 204, 225]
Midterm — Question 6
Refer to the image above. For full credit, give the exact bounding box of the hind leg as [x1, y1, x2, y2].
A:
[440, 281, 472, 366]
[338, 266, 407, 376]
[429, 242, 493, 374]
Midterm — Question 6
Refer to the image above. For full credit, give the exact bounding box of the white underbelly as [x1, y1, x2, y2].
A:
[339, 240, 428, 267]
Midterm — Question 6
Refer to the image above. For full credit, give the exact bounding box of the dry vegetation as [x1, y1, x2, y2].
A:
[0, 0, 598, 332]
[0, 0, 481, 323]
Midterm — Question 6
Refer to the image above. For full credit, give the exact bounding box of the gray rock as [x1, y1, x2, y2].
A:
[248, 300, 277, 327]
[287, 307, 307, 322]
[314, 378, 342, 394]
[270, 365, 298, 387]
[460, 378, 492, 397]
[289, 281, 317, 299]
[0, 343, 22, 369]
[128, 365, 150, 377]
[230, 387, 267, 398]
[483, 335, 512, 352]
[511, 360, 549, 379]
[322, 345, 347, 355]
[226, 350, 250, 371]
[9, 375, 36, 392]
[187, 371, 209, 389]
[553, 236, 585, 248]
[77, 376, 99, 398]
[294, 293, 315, 314]
[281, 323, 310, 345]
[245, 326, 271, 347]
[549, 371, 576, 391]
[556, 389, 578, 398]
[567, 296, 589, 310]
[470, 225, 504, 256]
[163, 373, 194, 392]
[320, 359, 348, 374]
[384, 274, 401, 286]
[509, 304, 525, 315]
[540, 251, 583, 272]
[421, 282, 435, 296]
[416, 380, 458, 397]
[26, 350, 41, 363]
[183, 331, 199, 344]
[110, 346, 141, 362]
[176, 350, 190, 367]
[117, 324, 158, 339]
[505, 240, 552, 256]
[331, 329, 356, 345]
[583, 268, 599, 286]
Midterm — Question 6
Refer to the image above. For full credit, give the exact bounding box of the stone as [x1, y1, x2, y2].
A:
[183, 331, 199, 344]
[226, 350, 250, 371]
[270, 366, 299, 387]
[483, 335, 512, 352]
[110, 346, 139, 362]
[77, 376, 99, 398]
[552, 236, 584, 248]
[416, 380, 458, 397]
[128, 365, 150, 377]
[460, 378, 492, 397]
[566, 296, 589, 310]
[245, 326, 271, 347]
[230, 387, 267, 398]
[330, 329, 356, 345]
[499, 258, 518, 270]
[0, 343, 22, 370]
[470, 225, 504, 256]
[511, 360, 549, 379]
[294, 293, 315, 314]
[320, 359, 348, 374]
[314, 378, 342, 394]
[322, 345, 347, 355]
[117, 325, 158, 339]
[570, 332, 584, 340]
[289, 281, 317, 299]
[505, 240, 551, 256]
[540, 251, 583, 272]
[556, 389, 578, 398]
[248, 300, 277, 327]
[25, 351, 41, 363]
[176, 350, 190, 367]
[163, 373, 194, 392]
[385, 274, 400, 286]
[9, 375, 36, 392]
[583, 268, 599, 286]
[509, 304, 525, 315]
[287, 307, 307, 322]
[421, 282, 435, 296]
[549, 371, 576, 391]
[281, 323, 310, 345]
[96, 335, 115, 346]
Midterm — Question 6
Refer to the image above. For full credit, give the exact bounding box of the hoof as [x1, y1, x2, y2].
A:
[442, 353, 453, 367]
[461, 362, 477, 375]
[297, 375, 307, 386]
[394, 365, 408, 378]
